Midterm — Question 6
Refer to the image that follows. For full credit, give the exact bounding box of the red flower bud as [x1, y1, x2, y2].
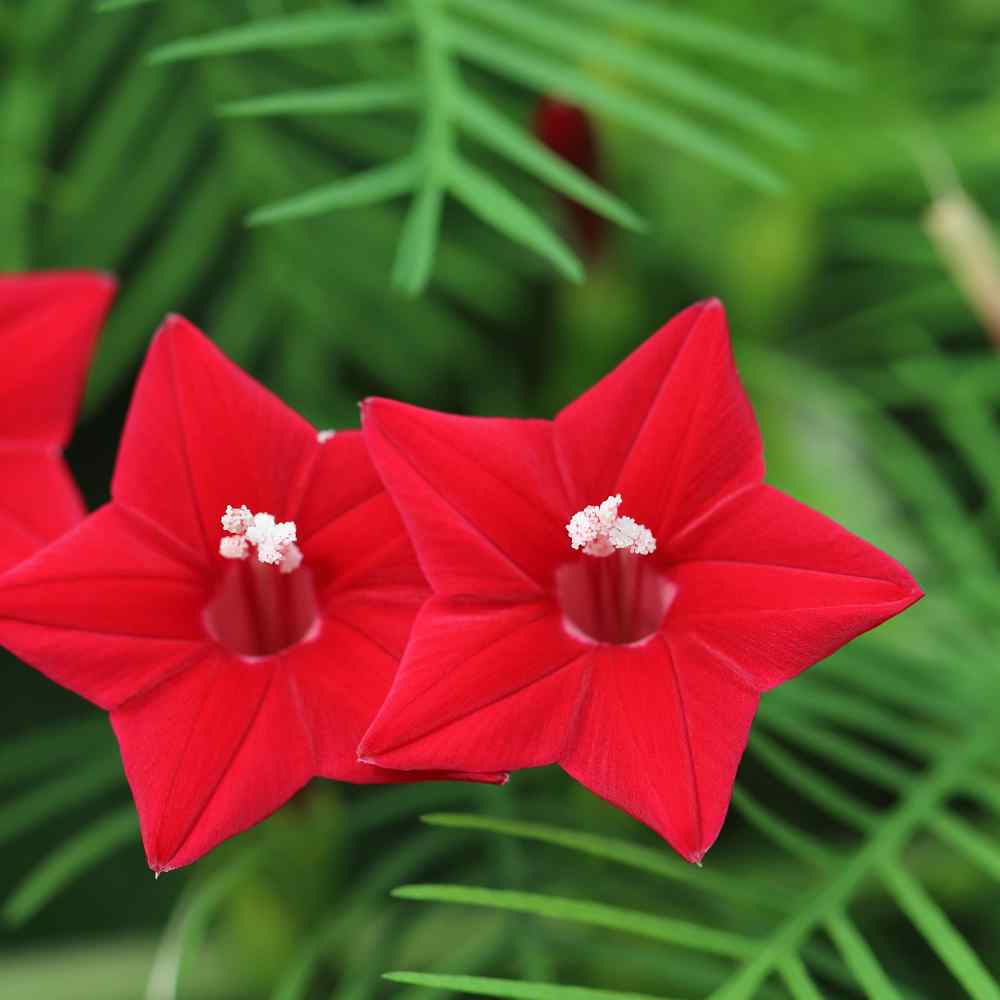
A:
[534, 97, 605, 259]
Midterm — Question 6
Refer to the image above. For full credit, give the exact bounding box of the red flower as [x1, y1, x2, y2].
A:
[0, 271, 115, 573]
[0, 316, 503, 873]
[358, 301, 922, 862]
[534, 97, 605, 258]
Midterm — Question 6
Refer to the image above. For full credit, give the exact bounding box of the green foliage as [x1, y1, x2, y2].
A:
[4, 1, 1000, 998]
[114, 0, 846, 295]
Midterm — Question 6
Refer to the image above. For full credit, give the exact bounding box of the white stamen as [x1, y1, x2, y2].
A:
[218, 506, 301, 571]
[219, 535, 249, 560]
[317, 429, 336, 444]
[566, 495, 656, 557]
[221, 504, 253, 535]
[279, 543, 304, 574]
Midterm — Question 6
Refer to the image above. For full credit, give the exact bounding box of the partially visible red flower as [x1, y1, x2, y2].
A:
[535, 97, 605, 258]
[0, 271, 115, 573]
[358, 301, 922, 863]
[0, 316, 503, 873]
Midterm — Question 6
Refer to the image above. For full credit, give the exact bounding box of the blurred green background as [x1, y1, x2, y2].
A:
[2, 1, 1000, 998]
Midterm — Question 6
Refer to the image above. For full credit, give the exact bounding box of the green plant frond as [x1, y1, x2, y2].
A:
[218, 80, 422, 120]
[95, 0, 158, 10]
[448, 159, 584, 282]
[927, 813, 1000, 881]
[547, 0, 857, 89]
[449, 0, 807, 150]
[393, 885, 755, 960]
[419, 813, 797, 913]
[454, 91, 645, 232]
[246, 157, 419, 226]
[3, 806, 139, 927]
[880, 861, 1000, 1000]
[0, 753, 123, 849]
[395, 641, 1000, 999]
[384, 972, 679, 1000]
[447, 22, 784, 196]
[825, 913, 905, 1000]
[0, 716, 106, 789]
[147, 9, 414, 65]
[115, 0, 845, 292]
[730, 788, 837, 870]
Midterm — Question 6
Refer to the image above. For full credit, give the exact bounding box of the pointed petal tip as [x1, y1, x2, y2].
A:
[155, 312, 200, 339]
[359, 396, 396, 425]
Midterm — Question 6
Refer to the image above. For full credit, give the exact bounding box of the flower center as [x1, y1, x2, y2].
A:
[558, 495, 671, 645]
[203, 505, 318, 657]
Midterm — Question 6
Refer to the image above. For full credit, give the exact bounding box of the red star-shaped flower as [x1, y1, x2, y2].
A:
[358, 301, 922, 862]
[0, 271, 115, 573]
[0, 316, 502, 873]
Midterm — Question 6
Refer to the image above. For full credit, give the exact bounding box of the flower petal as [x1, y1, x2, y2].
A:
[111, 652, 314, 871]
[298, 430, 429, 607]
[0, 504, 210, 710]
[667, 484, 923, 690]
[0, 271, 115, 446]
[562, 634, 758, 862]
[359, 597, 593, 772]
[0, 447, 85, 573]
[282, 623, 505, 785]
[113, 315, 318, 563]
[362, 399, 570, 596]
[555, 301, 764, 542]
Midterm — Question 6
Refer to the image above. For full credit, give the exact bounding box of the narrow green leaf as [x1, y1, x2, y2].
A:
[928, 813, 1000, 881]
[385, 972, 677, 1000]
[549, 0, 856, 89]
[420, 813, 796, 912]
[730, 788, 835, 869]
[770, 681, 947, 760]
[452, 0, 806, 148]
[456, 92, 644, 231]
[219, 80, 420, 119]
[146, 845, 266, 1000]
[247, 158, 417, 226]
[749, 728, 877, 832]
[779, 958, 824, 1000]
[96, 0, 157, 9]
[826, 912, 904, 1000]
[392, 181, 445, 295]
[761, 711, 915, 794]
[0, 717, 106, 789]
[449, 158, 583, 281]
[273, 830, 466, 1000]
[85, 160, 232, 409]
[881, 861, 1000, 1000]
[0, 756, 122, 848]
[3, 806, 138, 926]
[149, 9, 412, 65]
[392, 885, 754, 958]
[448, 22, 783, 194]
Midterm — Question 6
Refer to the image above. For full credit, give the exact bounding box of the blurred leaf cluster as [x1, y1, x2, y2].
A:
[2, 0, 1000, 998]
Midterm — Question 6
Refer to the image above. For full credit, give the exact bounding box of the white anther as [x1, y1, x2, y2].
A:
[219, 535, 249, 560]
[221, 504, 253, 535]
[566, 495, 656, 558]
[279, 543, 304, 574]
[219, 505, 301, 571]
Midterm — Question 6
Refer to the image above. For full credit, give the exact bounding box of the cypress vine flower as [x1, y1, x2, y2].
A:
[0, 271, 115, 573]
[358, 301, 922, 863]
[0, 316, 502, 873]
